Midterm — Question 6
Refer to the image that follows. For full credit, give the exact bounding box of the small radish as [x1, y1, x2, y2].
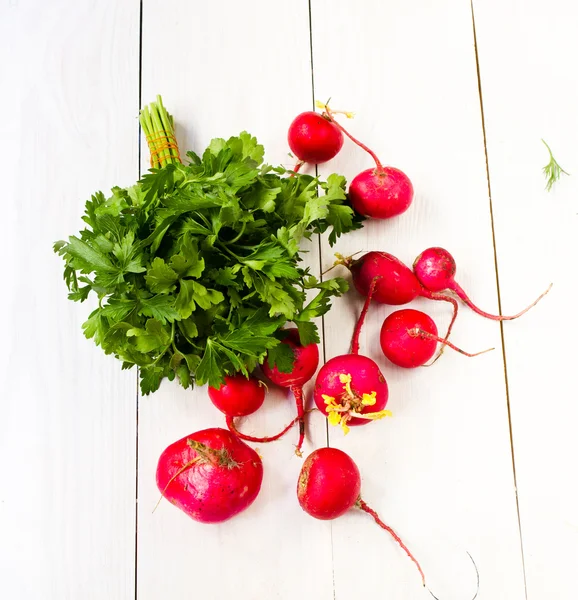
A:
[209, 374, 300, 444]
[261, 328, 320, 456]
[156, 428, 263, 523]
[298, 448, 479, 595]
[316, 101, 413, 219]
[380, 308, 493, 368]
[287, 111, 344, 169]
[209, 374, 265, 417]
[349, 167, 413, 220]
[413, 247, 552, 321]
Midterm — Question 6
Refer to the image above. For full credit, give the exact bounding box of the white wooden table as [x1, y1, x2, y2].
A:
[2, 1, 577, 598]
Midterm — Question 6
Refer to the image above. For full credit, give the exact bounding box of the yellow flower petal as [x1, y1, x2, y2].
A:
[366, 410, 393, 421]
[361, 391, 377, 406]
[340, 419, 350, 435]
[328, 411, 341, 426]
[322, 394, 336, 405]
[339, 373, 353, 396]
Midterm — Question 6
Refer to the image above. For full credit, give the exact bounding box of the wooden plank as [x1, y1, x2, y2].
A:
[136, 2, 333, 599]
[472, 1, 578, 598]
[0, 1, 139, 599]
[311, 0, 527, 597]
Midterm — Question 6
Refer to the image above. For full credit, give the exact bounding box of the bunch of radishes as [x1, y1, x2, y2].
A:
[155, 103, 549, 594]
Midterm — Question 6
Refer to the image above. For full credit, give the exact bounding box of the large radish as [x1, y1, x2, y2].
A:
[156, 428, 263, 523]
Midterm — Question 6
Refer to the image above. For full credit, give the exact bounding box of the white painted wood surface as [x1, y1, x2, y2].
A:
[0, 1, 139, 599]
[2, 1, 576, 599]
[473, 1, 578, 598]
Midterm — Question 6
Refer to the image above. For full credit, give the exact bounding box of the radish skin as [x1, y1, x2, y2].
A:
[288, 111, 344, 164]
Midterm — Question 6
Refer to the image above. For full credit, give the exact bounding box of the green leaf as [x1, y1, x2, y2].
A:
[176, 363, 191, 388]
[140, 366, 164, 395]
[100, 298, 138, 322]
[176, 279, 224, 319]
[126, 319, 171, 353]
[218, 328, 278, 357]
[65, 236, 115, 272]
[178, 318, 199, 340]
[82, 310, 108, 346]
[265, 341, 295, 374]
[170, 235, 205, 278]
[196, 340, 224, 388]
[294, 320, 319, 346]
[138, 295, 180, 324]
[145, 258, 179, 293]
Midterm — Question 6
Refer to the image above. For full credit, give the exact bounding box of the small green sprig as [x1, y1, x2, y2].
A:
[542, 139, 569, 191]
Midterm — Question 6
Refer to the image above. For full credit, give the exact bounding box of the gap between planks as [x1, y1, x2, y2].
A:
[469, 1, 529, 598]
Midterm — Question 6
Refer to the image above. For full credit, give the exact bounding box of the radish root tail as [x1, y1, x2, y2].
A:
[153, 457, 201, 513]
[319, 102, 383, 170]
[419, 289, 459, 364]
[453, 282, 552, 321]
[409, 329, 494, 358]
[351, 276, 379, 355]
[226, 414, 299, 444]
[293, 385, 306, 457]
[357, 498, 426, 586]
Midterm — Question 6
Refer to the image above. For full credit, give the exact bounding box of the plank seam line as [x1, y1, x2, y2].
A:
[307, 0, 329, 450]
[308, 1, 336, 598]
[470, 2, 528, 597]
[134, 2, 144, 599]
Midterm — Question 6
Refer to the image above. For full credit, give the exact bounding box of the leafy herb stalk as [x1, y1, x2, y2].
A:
[55, 96, 362, 394]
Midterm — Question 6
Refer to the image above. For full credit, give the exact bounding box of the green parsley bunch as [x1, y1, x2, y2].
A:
[55, 97, 362, 394]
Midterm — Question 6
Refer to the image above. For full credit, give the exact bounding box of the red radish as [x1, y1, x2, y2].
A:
[209, 374, 265, 417]
[156, 428, 263, 524]
[209, 374, 299, 444]
[262, 328, 319, 456]
[297, 448, 426, 586]
[317, 101, 413, 219]
[414, 247, 552, 321]
[380, 308, 494, 368]
[313, 354, 390, 434]
[287, 111, 344, 168]
[349, 167, 413, 219]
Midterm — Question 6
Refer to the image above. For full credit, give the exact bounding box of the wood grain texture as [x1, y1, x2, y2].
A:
[312, 0, 526, 598]
[0, 1, 139, 599]
[473, 1, 578, 598]
[136, 2, 333, 599]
